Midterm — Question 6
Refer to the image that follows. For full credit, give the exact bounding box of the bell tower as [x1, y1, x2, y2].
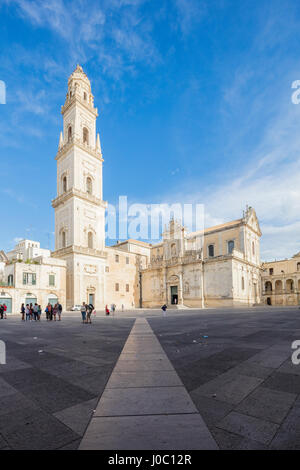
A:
[52, 65, 107, 309]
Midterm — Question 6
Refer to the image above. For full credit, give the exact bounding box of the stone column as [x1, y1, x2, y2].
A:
[163, 267, 168, 304]
[178, 270, 183, 305]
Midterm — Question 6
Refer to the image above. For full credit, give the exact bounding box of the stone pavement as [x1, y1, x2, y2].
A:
[149, 308, 300, 449]
[79, 318, 218, 450]
[0, 307, 300, 450]
[0, 317, 134, 449]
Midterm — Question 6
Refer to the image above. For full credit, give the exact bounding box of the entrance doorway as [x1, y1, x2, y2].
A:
[26, 295, 37, 306]
[88, 293, 95, 306]
[170, 286, 178, 305]
[48, 295, 58, 307]
[267, 297, 272, 306]
[0, 297, 12, 313]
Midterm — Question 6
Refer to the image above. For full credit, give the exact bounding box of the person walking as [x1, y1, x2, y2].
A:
[86, 302, 93, 324]
[38, 305, 42, 321]
[80, 302, 87, 323]
[21, 303, 25, 321]
[45, 305, 49, 321]
[3, 304, 7, 319]
[47, 303, 53, 321]
[161, 304, 167, 316]
[53, 304, 57, 321]
[0, 304, 3, 320]
[25, 304, 30, 321]
[33, 303, 39, 321]
[105, 305, 110, 316]
[29, 303, 33, 321]
[57, 302, 62, 321]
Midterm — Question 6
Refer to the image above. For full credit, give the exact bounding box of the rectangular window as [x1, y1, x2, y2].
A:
[23, 273, 36, 285]
[269, 268, 274, 275]
[115, 283, 119, 292]
[228, 240, 234, 254]
[49, 274, 55, 286]
[126, 284, 129, 292]
[115, 255, 119, 263]
[126, 257, 129, 264]
[105, 266, 109, 272]
[208, 245, 214, 257]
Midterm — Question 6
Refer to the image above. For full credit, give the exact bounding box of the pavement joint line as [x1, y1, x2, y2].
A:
[91, 412, 200, 418]
[79, 318, 219, 450]
[106, 385, 186, 389]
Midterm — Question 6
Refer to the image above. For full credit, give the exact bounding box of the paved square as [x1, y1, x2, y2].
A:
[0, 306, 299, 449]
[148, 306, 300, 450]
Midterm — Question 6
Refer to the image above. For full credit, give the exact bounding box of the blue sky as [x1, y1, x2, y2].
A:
[0, 0, 300, 260]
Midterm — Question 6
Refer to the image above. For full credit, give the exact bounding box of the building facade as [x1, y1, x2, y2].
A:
[140, 207, 262, 308]
[261, 252, 300, 306]
[0, 245, 66, 313]
[51, 65, 144, 310]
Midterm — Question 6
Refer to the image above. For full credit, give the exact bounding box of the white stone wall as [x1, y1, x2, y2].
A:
[0, 257, 66, 313]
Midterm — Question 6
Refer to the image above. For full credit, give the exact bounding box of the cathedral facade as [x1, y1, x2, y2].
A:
[141, 208, 262, 308]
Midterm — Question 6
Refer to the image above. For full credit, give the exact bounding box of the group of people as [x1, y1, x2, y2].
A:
[105, 304, 125, 315]
[20, 302, 63, 321]
[0, 303, 8, 319]
[80, 302, 95, 323]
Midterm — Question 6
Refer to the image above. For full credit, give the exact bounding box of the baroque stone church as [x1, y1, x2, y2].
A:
[50, 65, 263, 309]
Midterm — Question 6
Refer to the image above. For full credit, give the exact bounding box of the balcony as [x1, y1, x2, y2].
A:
[0, 281, 14, 288]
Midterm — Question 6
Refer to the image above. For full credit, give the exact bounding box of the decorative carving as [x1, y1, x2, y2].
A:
[84, 265, 97, 274]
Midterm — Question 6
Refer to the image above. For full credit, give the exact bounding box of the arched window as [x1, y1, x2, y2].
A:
[8, 274, 13, 286]
[88, 232, 93, 249]
[265, 281, 272, 293]
[68, 126, 72, 142]
[241, 276, 245, 290]
[62, 176, 67, 193]
[62, 231, 66, 249]
[228, 240, 234, 254]
[86, 177, 92, 195]
[83, 127, 89, 145]
[208, 244, 214, 257]
[252, 241, 255, 255]
[83, 92, 87, 101]
[297, 262, 300, 271]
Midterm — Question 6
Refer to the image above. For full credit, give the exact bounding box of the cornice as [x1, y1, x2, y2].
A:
[55, 138, 103, 162]
[52, 188, 107, 209]
[52, 246, 107, 259]
[61, 95, 98, 117]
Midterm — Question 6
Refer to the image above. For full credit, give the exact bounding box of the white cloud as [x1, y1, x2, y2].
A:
[13, 237, 23, 243]
[8, 0, 159, 76]
[174, 0, 206, 36]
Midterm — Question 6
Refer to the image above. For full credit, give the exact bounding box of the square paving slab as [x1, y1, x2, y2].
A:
[79, 414, 218, 450]
[95, 386, 198, 416]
